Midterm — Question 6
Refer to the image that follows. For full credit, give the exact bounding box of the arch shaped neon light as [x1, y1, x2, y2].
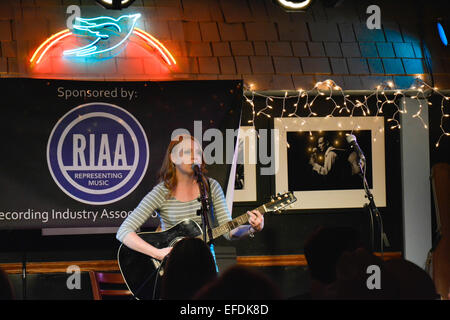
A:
[277, 0, 312, 10]
[30, 28, 176, 66]
[134, 27, 176, 66]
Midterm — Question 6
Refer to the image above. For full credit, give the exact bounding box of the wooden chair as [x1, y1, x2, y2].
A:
[89, 271, 133, 300]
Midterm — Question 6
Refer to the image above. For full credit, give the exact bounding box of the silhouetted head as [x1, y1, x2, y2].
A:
[331, 248, 394, 300]
[304, 226, 362, 284]
[161, 237, 217, 300]
[384, 259, 438, 300]
[194, 265, 282, 300]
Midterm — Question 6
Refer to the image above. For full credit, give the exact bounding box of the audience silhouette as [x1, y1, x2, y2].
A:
[0, 228, 438, 301]
[333, 248, 439, 300]
[194, 265, 282, 300]
[294, 225, 440, 300]
[384, 258, 438, 300]
[293, 225, 361, 299]
[331, 247, 394, 299]
[160, 237, 217, 300]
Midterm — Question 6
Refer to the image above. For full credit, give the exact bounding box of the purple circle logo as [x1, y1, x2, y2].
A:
[47, 103, 149, 205]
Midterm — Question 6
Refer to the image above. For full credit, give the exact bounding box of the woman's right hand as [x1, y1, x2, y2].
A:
[155, 247, 172, 261]
[122, 232, 172, 261]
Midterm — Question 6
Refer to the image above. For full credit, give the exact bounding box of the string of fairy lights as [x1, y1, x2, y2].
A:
[243, 78, 450, 148]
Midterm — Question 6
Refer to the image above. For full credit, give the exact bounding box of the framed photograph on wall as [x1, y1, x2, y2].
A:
[274, 116, 386, 209]
[233, 126, 258, 202]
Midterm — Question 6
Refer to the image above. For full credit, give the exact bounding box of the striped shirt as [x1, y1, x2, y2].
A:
[116, 178, 232, 242]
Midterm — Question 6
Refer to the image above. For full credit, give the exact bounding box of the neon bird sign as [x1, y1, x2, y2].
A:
[30, 13, 176, 67]
[63, 14, 141, 57]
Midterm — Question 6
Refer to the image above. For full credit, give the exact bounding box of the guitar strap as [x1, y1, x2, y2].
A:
[206, 178, 219, 273]
[206, 177, 218, 229]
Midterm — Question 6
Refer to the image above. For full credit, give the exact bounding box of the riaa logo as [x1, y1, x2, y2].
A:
[47, 103, 149, 205]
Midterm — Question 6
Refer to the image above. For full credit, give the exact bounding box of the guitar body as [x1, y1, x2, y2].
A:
[117, 191, 297, 300]
[117, 219, 203, 300]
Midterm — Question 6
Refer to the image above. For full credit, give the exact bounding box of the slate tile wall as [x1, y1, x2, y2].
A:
[0, 0, 448, 90]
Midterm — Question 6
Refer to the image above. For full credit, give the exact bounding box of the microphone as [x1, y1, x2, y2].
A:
[191, 164, 202, 176]
[346, 134, 366, 162]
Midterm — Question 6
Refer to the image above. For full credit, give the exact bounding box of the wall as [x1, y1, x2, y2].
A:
[0, 0, 449, 89]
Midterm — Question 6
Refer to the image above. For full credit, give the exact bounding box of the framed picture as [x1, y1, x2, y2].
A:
[274, 116, 386, 209]
[233, 126, 258, 202]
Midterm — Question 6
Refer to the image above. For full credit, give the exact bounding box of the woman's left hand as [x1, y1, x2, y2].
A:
[247, 210, 264, 232]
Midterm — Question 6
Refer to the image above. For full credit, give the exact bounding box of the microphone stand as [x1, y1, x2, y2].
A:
[357, 159, 389, 259]
[194, 168, 218, 272]
[195, 169, 214, 245]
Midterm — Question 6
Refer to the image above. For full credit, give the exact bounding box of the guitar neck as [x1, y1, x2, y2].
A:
[209, 204, 266, 241]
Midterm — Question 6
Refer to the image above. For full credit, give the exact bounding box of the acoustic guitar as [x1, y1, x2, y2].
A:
[117, 191, 297, 300]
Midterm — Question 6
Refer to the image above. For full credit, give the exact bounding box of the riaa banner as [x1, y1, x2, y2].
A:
[0, 79, 242, 229]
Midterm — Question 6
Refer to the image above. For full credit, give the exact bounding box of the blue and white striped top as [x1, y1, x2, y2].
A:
[116, 178, 232, 242]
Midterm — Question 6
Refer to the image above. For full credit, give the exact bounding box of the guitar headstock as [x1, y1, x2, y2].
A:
[264, 191, 297, 214]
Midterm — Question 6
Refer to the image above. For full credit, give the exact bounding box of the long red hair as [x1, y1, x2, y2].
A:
[158, 135, 209, 197]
